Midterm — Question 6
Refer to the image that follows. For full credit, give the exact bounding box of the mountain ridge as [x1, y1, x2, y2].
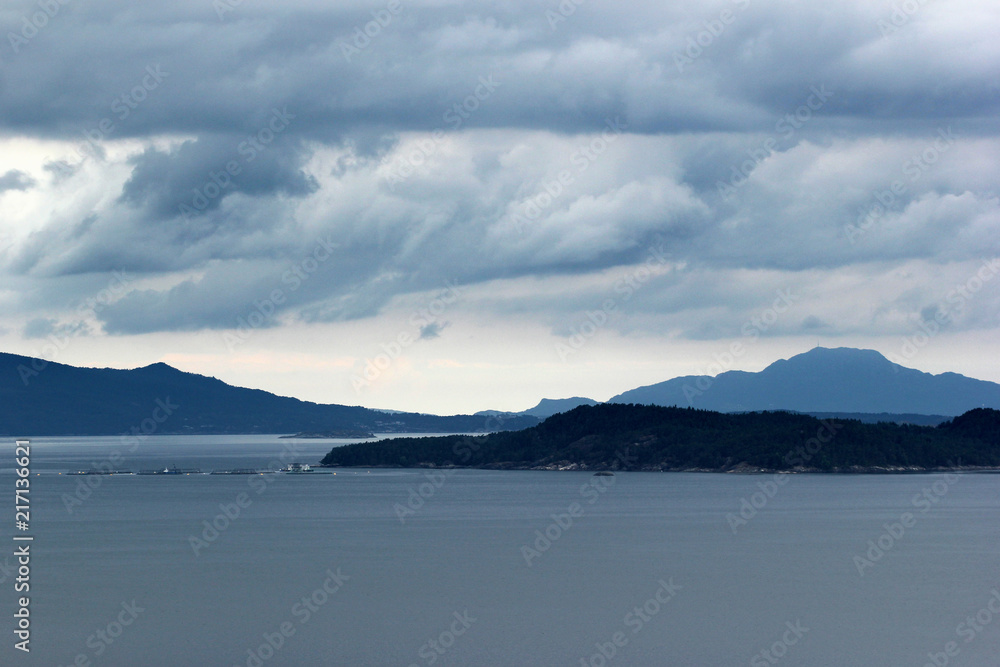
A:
[606, 347, 1000, 416]
[0, 352, 536, 436]
[4, 346, 998, 435]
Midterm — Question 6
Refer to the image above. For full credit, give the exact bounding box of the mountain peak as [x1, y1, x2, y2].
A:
[521, 397, 598, 419]
[133, 361, 184, 376]
[783, 346, 893, 364]
[609, 347, 999, 415]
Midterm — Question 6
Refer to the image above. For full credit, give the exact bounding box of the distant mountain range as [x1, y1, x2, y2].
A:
[476, 397, 598, 420]
[606, 347, 1000, 415]
[481, 348, 999, 422]
[4, 346, 998, 436]
[0, 353, 536, 437]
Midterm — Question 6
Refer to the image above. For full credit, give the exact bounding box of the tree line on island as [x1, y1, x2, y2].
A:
[320, 404, 1000, 472]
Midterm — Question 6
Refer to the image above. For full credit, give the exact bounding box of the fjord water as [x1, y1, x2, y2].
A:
[2, 437, 998, 666]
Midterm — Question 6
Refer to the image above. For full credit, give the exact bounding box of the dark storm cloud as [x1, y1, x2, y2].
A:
[2, 0, 996, 141]
[1, 0, 997, 337]
[118, 128, 317, 220]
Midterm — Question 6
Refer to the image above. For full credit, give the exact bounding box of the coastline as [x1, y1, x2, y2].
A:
[317, 462, 1000, 475]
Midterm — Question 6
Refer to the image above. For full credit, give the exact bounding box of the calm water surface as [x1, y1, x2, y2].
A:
[1, 436, 997, 666]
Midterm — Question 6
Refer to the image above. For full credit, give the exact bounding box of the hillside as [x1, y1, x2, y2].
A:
[320, 404, 1000, 472]
[0, 353, 537, 436]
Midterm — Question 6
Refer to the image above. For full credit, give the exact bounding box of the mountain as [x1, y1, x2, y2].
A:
[320, 404, 1000, 472]
[476, 396, 597, 419]
[475, 396, 598, 420]
[520, 397, 599, 418]
[608, 347, 1000, 416]
[0, 353, 537, 436]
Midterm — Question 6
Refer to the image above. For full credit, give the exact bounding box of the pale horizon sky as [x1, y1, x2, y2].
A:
[1, 0, 998, 414]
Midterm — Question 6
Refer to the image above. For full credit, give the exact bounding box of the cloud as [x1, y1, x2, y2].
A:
[0, 170, 36, 192]
[22, 318, 56, 339]
[0, 0, 995, 350]
[1, 1, 996, 143]
[418, 321, 449, 340]
[22, 317, 90, 339]
[118, 126, 316, 220]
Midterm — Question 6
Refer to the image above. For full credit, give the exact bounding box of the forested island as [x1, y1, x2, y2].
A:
[319, 404, 1000, 473]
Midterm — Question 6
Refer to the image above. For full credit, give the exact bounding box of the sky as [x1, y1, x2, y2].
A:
[0, 0, 998, 415]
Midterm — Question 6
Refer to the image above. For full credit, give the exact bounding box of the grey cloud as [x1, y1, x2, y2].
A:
[22, 317, 90, 339]
[1, 1, 996, 145]
[418, 321, 449, 340]
[43, 159, 82, 182]
[0, 170, 36, 192]
[801, 315, 831, 331]
[118, 132, 317, 220]
[1, 0, 997, 343]
[22, 318, 56, 339]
